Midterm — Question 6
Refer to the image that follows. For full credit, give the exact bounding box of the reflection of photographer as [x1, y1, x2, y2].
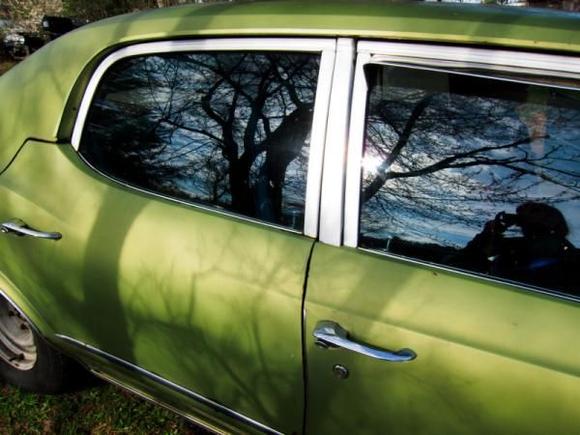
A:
[463, 202, 579, 294]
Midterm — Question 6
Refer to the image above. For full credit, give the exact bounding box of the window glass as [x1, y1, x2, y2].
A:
[360, 64, 580, 297]
[80, 51, 320, 231]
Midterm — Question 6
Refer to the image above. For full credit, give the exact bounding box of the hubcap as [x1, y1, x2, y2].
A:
[0, 297, 37, 370]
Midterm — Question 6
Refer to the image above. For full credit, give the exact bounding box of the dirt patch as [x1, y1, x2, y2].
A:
[0, 59, 17, 75]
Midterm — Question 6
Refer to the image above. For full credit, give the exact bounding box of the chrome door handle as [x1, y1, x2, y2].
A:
[313, 320, 416, 362]
[1, 220, 62, 240]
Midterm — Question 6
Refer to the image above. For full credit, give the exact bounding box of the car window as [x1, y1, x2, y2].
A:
[359, 64, 580, 297]
[80, 51, 320, 232]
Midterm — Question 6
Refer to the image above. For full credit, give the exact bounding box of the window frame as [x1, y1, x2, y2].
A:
[338, 41, 580, 300]
[72, 38, 337, 237]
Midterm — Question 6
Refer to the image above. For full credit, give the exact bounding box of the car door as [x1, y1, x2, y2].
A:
[0, 38, 336, 434]
[305, 42, 580, 434]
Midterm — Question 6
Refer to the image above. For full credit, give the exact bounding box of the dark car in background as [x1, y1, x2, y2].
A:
[2, 15, 86, 60]
[42, 15, 87, 41]
[2, 31, 44, 59]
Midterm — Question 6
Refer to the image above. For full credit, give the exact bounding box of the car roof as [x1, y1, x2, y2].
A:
[81, 0, 580, 54]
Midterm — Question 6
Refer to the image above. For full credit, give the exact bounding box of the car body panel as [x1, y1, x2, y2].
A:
[0, 2, 579, 433]
[0, 140, 311, 433]
[305, 243, 580, 434]
[55, 335, 259, 434]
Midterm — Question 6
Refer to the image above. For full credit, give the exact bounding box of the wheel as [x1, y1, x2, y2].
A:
[0, 294, 88, 393]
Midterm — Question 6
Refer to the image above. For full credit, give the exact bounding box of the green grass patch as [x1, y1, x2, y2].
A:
[0, 383, 204, 434]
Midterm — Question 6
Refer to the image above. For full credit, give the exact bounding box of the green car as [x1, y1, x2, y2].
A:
[1, 1, 579, 433]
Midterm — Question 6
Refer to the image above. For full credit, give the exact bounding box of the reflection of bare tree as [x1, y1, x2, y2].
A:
[361, 67, 580, 241]
[83, 52, 319, 229]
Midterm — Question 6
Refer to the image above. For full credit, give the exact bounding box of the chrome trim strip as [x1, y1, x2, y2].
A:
[344, 41, 580, 249]
[92, 370, 227, 435]
[304, 44, 336, 238]
[55, 334, 283, 435]
[318, 38, 355, 246]
[357, 247, 580, 305]
[359, 41, 580, 77]
[77, 152, 305, 236]
[343, 52, 370, 248]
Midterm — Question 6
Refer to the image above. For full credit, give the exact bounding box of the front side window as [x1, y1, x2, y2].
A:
[359, 64, 580, 297]
[80, 51, 320, 231]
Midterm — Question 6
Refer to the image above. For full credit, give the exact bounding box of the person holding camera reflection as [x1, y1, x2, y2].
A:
[462, 202, 579, 294]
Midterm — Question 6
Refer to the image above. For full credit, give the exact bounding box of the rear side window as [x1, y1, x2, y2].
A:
[80, 51, 320, 232]
[359, 64, 580, 297]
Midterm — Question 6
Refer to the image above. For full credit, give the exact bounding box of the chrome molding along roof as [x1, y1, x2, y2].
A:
[55, 335, 283, 435]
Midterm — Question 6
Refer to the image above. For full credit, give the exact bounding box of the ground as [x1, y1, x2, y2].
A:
[0, 58, 16, 75]
[0, 383, 206, 434]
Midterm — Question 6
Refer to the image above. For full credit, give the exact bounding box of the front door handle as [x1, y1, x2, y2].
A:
[313, 320, 416, 362]
[1, 220, 62, 240]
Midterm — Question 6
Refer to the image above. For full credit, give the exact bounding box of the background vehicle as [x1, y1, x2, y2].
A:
[0, 19, 10, 58]
[2, 29, 44, 60]
[0, 2, 579, 434]
[41, 15, 87, 41]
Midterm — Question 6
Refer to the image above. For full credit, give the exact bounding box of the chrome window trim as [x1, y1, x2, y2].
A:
[359, 41, 580, 79]
[343, 52, 370, 248]
[318, 38, 355, 246]
[71, 37, 337, 238]
[78, 151, 303, 236]
[344, 41, 580, 249]
[55, 334, 283, 435]
[305, 47, 336, 237]
[357, 247, 580, 306]
[92, 371, 227, 435]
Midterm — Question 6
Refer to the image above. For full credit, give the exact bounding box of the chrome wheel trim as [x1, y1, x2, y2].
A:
[0, 297, 37, 370]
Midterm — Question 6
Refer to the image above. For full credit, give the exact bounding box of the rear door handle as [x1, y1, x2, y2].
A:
[313, 320, 416, 362]
[1, 220, 62, 240]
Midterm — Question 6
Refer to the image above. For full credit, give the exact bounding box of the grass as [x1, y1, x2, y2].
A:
[0, 383, 205, 434]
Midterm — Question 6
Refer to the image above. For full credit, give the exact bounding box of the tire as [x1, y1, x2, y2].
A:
[0, 294, 89, 394]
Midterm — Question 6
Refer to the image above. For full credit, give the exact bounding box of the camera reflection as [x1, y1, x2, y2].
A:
[461, 202, 580, 294]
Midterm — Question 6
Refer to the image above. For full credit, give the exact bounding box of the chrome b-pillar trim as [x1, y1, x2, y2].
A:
[55, 335, 283, 435]
[319, 38, 356, 246]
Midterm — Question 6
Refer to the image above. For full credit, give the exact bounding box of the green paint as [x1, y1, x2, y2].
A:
[0, 142, 312, 433]
[306, 244, 580, 434]
[0, 2, 578, 433]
